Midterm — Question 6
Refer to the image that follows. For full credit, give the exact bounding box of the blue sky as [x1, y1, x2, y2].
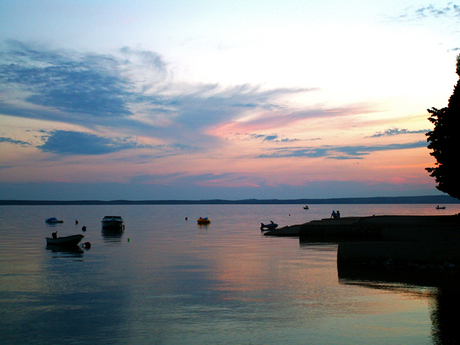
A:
[0, 1, 459, 200]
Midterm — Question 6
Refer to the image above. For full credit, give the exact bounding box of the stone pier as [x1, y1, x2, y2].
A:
[264, 215, 460, 267]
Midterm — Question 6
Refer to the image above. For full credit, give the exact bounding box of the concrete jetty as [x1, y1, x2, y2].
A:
[264, 215, 460, 267]
[264, 216, 376, 238]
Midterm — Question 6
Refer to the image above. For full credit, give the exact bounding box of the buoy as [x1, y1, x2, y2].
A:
[82, 226, 87, 231]
[127, 238, 130, 242]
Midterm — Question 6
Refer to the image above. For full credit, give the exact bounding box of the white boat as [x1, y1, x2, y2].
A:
[46, 234, 84, 247]
[101, 216, 124, 229]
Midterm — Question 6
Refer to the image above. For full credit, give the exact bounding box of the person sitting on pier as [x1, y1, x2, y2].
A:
[52, 231, 57, 239]
[331, 210, 337, 219]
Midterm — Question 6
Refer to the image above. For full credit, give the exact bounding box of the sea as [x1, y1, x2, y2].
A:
[1, 203, 460, 345]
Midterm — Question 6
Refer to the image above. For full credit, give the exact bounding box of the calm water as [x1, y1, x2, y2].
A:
[1, 204, 460, 345]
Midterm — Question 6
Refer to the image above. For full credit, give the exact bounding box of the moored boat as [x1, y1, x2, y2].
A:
[260, 221, 278, 230]
[45, 217, 64, 224]
[46, 234, 84, 247]
[197, 217, 210, 224]
[101, 216, 124, 229]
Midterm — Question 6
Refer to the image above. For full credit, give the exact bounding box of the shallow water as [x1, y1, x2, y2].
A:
[1, 204, 459, 344]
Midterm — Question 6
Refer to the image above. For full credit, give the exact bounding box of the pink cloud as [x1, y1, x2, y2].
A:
[196, 179, 261, 188]
[208, 104, 377, 138]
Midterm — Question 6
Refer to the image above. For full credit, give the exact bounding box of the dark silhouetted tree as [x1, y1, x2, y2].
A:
[426, 54, 460, 199]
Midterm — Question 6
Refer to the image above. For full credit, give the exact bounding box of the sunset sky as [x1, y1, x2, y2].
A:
[1, 1, 459, 200]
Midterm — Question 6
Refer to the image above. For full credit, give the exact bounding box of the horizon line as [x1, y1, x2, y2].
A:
[0, 195, 458, 205]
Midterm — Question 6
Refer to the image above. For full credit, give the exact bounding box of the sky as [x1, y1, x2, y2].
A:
[0, 0, 459, 200]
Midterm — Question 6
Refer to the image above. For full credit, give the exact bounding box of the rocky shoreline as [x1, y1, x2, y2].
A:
[264, 215, 460, 268]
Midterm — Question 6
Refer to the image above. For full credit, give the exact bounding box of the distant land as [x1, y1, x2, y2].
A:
[0, 195, 459, 205]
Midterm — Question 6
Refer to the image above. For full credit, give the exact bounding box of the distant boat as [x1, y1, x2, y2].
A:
[45, 217, 63, 224]
[303, 205, 309, 210]
[101, 216, 124, 230]
[46, 234, 84, 247]
[436, 205, 446, 210]
[197, 217, 211, 224]
[260, 221, 278, 231]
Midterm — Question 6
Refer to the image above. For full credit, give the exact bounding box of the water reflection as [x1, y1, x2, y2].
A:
[101, 227, 125, 243]
[45, 244, 84, 258]
[338, 264, 460, 344]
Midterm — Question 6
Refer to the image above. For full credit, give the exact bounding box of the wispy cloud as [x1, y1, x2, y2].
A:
[129, 171, 261, 189]
[208, 104, 376, 137]
[395, 3, 460, 21]
[242, 133, 302, 143]
[0, 41, 133, 118]
[0, 136, 30, 146]
[258, 141, 427, 160]
[414, 3, 460, 18]
[34, 130, 201, 157]
[0, 41, 429, 169]
[367, 128, 428, 138]
[0, 41, 319, 149]
[38, 130, 146, 155]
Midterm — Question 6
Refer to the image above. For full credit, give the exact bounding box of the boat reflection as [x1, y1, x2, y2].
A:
[338, 264, 460, 344]
[101, 227, 124, 243]
[46, 243, 84, 258]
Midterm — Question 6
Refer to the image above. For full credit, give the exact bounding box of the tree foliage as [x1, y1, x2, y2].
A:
[426, 54, 460, 199]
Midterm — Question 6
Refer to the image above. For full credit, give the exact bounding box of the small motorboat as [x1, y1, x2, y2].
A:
[436, 205, 446, 210]
[260, 221, 278, 230]
[46, 234, 84, 247]
[101, 216, 124, 230]
[197, 217, 211, 224]
[45, 217, 64, 224]
[303, 205, 309, 210]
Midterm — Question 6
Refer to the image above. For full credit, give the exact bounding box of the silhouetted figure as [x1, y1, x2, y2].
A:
[336, 210, 340, 218]
[52, 231, 57, 239]
[331, 210, 337, 219]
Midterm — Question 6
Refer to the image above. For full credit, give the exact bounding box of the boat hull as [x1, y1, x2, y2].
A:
[101, 220, 124, 227]
[46, 234, 84, 247]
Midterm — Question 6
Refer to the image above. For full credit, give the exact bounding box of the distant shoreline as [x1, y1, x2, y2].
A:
[0, 195, 458, 205]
